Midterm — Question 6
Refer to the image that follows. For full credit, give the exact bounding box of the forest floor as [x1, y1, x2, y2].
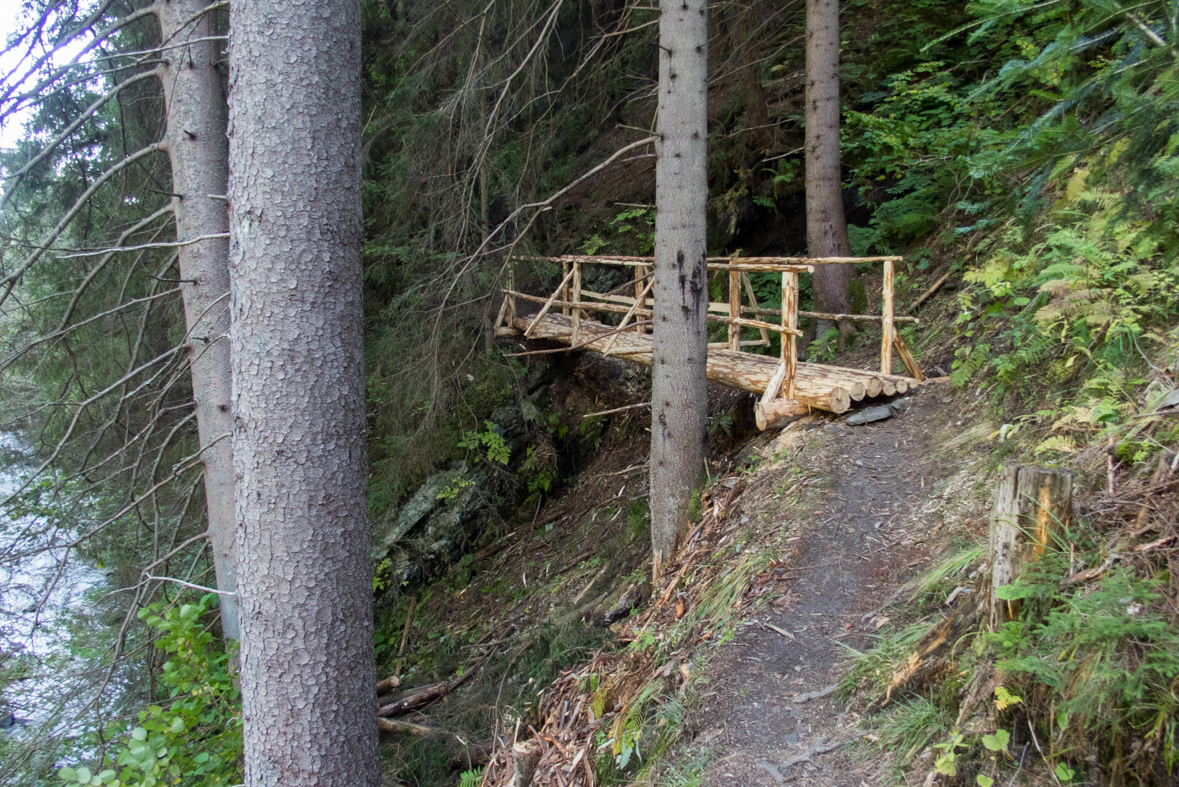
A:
[380, 328, 1002, 787]
[663, 382, 997, 786]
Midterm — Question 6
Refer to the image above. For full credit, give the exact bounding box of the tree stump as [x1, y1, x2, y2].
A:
[511, 741, 541, 787]
[988, 464, 1073, 630]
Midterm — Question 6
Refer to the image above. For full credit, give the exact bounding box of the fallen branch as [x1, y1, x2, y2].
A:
[908, 271, 951, 313]
[1060, 553, 1122, 586]
[582, 401, 650, 419]
[377, 717, 439, 736]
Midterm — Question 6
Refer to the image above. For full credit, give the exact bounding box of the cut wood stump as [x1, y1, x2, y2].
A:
[511, 741, 541, 787]
[449, 740, 494, 771]
[988, 464, 1072, 630]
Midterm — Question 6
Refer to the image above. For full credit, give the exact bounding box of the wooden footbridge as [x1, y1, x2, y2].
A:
[494, 255, 926, 430]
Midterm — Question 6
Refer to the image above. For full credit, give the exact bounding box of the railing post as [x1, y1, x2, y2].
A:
[741, 272, 770, 347]
[508, 261, 517, 324]
[634, 265, 644, 332]
[881, 259, 894, 375]
[571, 260, 582, 347]
[728, 263, 740, 351]
[782, 270, 798, 399]
[561, 260, 571, 316]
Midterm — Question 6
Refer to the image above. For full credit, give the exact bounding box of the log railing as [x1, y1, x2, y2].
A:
[500, 254, 925, 406]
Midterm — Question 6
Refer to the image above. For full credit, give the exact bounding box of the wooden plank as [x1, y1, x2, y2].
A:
[760, 362, 789, 408]
[783, 270, 799, 399]
[502, 291, 803, 336]
[729, 266, 740, 351]
[571, 261, 582, 347]
[741, 272, 771, 346]
[511, 253, 902, 266]
[893, 330, 925, 381]
[561, 260, 570, 316]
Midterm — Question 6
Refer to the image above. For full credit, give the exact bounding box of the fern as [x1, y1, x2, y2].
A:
[1034, 435, 1077, 455]
[951, 343, 991, 388]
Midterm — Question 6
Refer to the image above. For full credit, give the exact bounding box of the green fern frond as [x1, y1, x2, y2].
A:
[1034, 436, 1078, 455]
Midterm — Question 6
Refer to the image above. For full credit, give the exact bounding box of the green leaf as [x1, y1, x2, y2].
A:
[934, 754, 957, 776]
[1056, 763, 1076, 783]
[75, 768, 91, 784]
[59, 767, 78, 782]
[977, 776, 994, 787]
[131, 727, 147, 742]
[169, 716, 185, 733]
[982, 729, 1010, 752]
[97, 771, 116, 784]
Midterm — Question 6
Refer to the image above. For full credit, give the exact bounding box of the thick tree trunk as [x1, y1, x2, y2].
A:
[804, 0, 856, 336]
[650, 0, 709, 581]
[227, 1, 378, 785]
[737, 0, 771, 154]
[157, 0, 238, 639]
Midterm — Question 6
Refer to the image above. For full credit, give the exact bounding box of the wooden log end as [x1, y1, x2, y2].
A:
[862, 377, 883, 398]
[375, 674, 401, 695]
[755, 399, 809, 431]
[847, 381, 867, 402]
[879, 379, 897, 397]
[829, 387, 852, 414]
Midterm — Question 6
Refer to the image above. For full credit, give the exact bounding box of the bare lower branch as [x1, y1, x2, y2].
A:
[1, 143, 167, 307]
[55, 233, 229, 260]
[55, 204, 176, 329]
[0, 288, 181, 373]
[144, 574, 231, 596]
[1, 69, 164, 211]
[1, 343, 187, 508]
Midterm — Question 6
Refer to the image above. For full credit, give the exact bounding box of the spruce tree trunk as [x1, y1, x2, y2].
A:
[158, 0, 238, 639]
[805, 0, 856, 336]
[650, 0, 709, 580]
[227, 1, 378, 785]
[737, 0, 771, 154]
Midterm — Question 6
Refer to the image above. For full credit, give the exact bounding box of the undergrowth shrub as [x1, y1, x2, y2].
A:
[991, 550, 1179, 777]
[58, 594, 242, 787]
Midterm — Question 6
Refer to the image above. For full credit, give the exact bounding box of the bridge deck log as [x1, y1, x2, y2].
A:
[507, 314, 918, 415]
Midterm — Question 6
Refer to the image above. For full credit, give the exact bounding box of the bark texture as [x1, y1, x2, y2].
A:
[158, 0, 238, 640]
[650, 0, 710, 575]
[804, 0, 856, 325]
[227, 1, 378, 785]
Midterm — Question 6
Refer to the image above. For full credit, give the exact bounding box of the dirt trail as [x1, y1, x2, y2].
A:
[683, 389, 968, 786]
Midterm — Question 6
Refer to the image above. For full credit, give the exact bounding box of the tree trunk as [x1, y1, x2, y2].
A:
[158, 0, 238, 640]
[804, 0, 856, 338]
[736, 0, 771, 154]
[227, 1, 378, 785]
[649, 0, 710, 582]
